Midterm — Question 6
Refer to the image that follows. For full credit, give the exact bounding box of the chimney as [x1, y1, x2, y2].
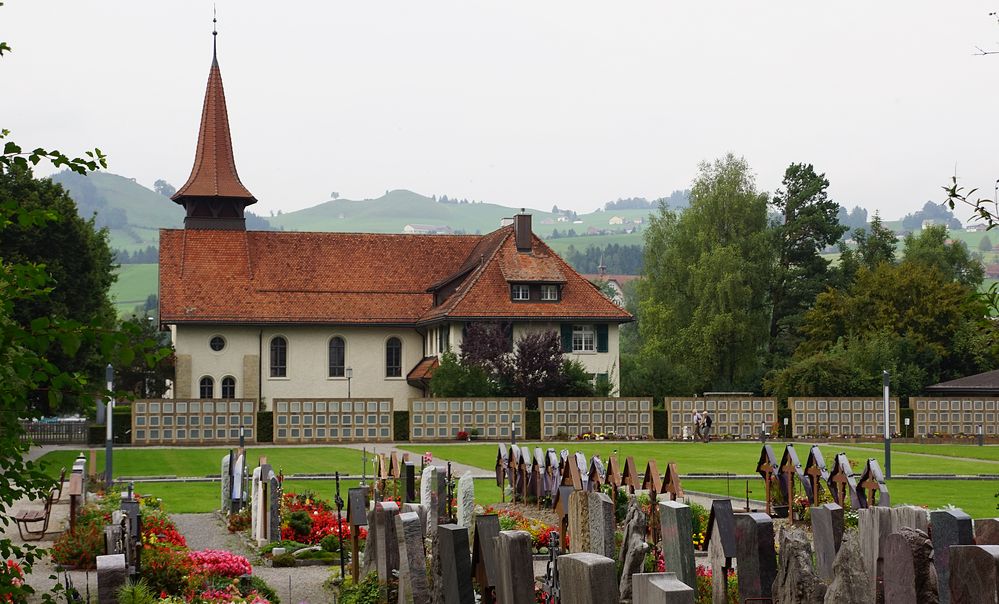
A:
[514, 209, 532, 253]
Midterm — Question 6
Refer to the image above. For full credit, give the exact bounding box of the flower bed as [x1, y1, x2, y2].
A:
[482, 507, 561, 552]
[279, 492, 367, 545]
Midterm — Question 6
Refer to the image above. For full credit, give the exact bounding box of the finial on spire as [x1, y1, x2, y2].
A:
[212, 4, 218, 60]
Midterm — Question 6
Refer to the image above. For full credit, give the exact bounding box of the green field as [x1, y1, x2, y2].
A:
[111, 263, 158, 314]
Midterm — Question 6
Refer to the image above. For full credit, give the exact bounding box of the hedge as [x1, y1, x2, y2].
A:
[652, 409, 667, 439]
[256, 411, 273, 442]
[393, 411, 410, 442]
[525, 409, 540, 440]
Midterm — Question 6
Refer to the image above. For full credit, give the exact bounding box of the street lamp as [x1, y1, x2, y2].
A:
[105, 363, 115, 489]
[346, 367, 353, 398]
[883, 370, 891, 479]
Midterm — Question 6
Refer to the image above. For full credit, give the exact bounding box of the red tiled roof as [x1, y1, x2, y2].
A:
[406, 356, 439, 386]
[159, 226, 632, 325]
[171, 55, 256, 204]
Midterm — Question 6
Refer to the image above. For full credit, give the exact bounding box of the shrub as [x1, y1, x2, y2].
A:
[332, 573, 381, 604]
[142, 545, 194, 595]
[51, 513, 104, 569]
[456, 431, 470, 440]
[320, 534, 342, 554]
[271, 553, 296, 568]
[117, 579, 157, 604]
[187, 550, 252, 578]
[228, 507, 251, 533]
[1, 559, 28, 604]
[239, 575, 280, 604]
[260, 541, 307, 555]
[393, 411, 409, 441]
[286, 511, 313, 541]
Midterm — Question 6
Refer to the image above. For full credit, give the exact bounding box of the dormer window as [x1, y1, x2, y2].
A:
[511, 284, 530, 301]
[541, 284, 559, 301]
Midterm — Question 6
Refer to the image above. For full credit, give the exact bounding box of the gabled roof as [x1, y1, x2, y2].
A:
[171, 54, 256, 204]
[159, 224, 632, 326]
[925, 369, 999, 394]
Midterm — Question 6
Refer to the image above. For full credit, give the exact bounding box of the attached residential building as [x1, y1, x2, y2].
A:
[158, 45, 632, 411]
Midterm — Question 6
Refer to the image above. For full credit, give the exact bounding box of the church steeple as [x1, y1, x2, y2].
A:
[171, 20, 256, 230]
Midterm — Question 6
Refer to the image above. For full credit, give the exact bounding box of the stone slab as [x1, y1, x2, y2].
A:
[659, 500, 696, 590]
[456, 473, 475, 530]
[633, 572, 695, 604]
[975, 518, 999, 546]
[559, 552, 619, 604]
[931, 508, 972, 604]
[883, 528, 938, 604]
[96, 554, 126, 604]
[733, 512, 777, 602]
[494, 531, 535, 604]
[949, 545, 999, 604]
[811, 503, 844, 582]
[396, 512, 429, 604]
[438, 524, 475, 604]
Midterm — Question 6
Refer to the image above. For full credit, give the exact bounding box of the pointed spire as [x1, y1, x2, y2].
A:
[172, 17, 256, 229]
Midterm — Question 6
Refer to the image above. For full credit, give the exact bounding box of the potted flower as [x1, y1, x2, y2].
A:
[456, 431, 470, 441]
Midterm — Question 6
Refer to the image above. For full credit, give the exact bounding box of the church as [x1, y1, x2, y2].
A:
[158, 42, 632, 411]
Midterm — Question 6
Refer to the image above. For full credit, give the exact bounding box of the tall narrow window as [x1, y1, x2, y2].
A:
[221, 376, 236, 399]
[386, 337, 402, 377]
[329, 337, 346, 377]
[270, 336, 287, 377]
[199, 376, 214, 399]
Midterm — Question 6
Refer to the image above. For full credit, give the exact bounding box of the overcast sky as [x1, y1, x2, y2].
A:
[4, 2, 999, 220]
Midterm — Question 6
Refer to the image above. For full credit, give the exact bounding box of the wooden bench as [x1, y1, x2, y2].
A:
[14, 490, 55, 541]
[51, 467, 67, 504]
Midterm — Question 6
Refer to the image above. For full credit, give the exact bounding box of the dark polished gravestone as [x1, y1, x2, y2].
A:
[404, 461, 416, 503]
[472, 515, 501, 604]
[811, 502, 844, 582]
[659, 500, 696, 590]
[494, 531, 535, 604]
[705, 500, 737, 604]
[975, 518, 999, 546]
[882, 527, 938, 604]
[949, 545, 999, 604]
[559, 553, 619, 604]
[438, 524, 475, 604]
[931, 508, 973, 604]
[733, 512, 777, 604]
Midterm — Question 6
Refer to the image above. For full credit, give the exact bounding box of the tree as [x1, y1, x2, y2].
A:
[767, 163, 847, 358]
[114, 315, 175, 398]
[980, 234, 993, 252]
[902, 225, 983, 288]
[429, 352, 495, 397]
[836, 204, 868, 235]
[834, 212, 897, 287]
[0, 165, 118, 413]
[900, 200, 963, 232]
[460, 322, 512, 388]
[638, 154, 772, 393]
[153, 178, 176, 197]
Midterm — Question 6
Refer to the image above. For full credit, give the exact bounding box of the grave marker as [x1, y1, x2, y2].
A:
[660, 462, 684, 501]
[559, 553, 618, 604]
[882, 527, 938, 604]
[347, 487, 369, 582]
[859, 505, 893, 602]
[472, 514, 501, 604]
[733, 512, 777, 603]
[587, 456, 605, 492]
[931, 508, 973, 604]
[403, 461, 416, 503]
[705, 500, 736, 604]
[621, 456, 639, 494]
[778, 444, 811, 521]
[494, 531, 535, 604]
[755, 444, 781, 516]
[976, 518, 999, 545]
[396, 511, 430, 604]
[659, 500, 696, 589]
[804, 445, 830, 507]
[568, 490, 615, 559]
[456, 472, 475, 529]
[632, 572, 694, 604]
[857, 458, 890, 508]
[811, 502, 844, 582]
[829, 452, 861, 510]
[96, 554, 126, 604]
[950, 545, 999, 604]
[438, 524, 475, 604]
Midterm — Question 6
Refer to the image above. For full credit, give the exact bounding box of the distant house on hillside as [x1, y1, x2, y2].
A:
[921, 219, 937, 230]
[967, 224, 987, 232]
[986, 263, 999, 279]
[609, 216, 625, 225]
[582, 273, 640, 307]
[403, 224, 454, 235]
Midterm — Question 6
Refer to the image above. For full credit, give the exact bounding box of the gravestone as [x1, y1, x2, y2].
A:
[231, 453, 245, 512]
[220, 454, 232, 512]
[858, 505, 893, 601]
[472, 514, 501, 604]
[456, 472, 475, 530]
[659, 500, 696, 590]
[633, 572, 694, 604]
[771, 528, 825, 604]
[438, 524, 474, 604]
[882, 527, 938, 604]
[96, 554, 126, 604]
[857, 458, 890, 508]
[396, 512, 430, 604]
[401, 503, 428, 538]
[421, 465, 439, 535]
[495, 444, 508, 487]
[619, 497, 650, 602]
[267, 471, 281, 542]
[568, 490, 615, 559]
[250, 467, 262, 540]
[437, 465, 449, 524]
[374, 501, 401, 583]
[559, 552, 618, 604]
[706, 500, 737, 604]
[949, 545, 999, 604]
[823, 530, 869, 604]
[811, 502, 844, 582]
[494, 531, 535, 604]
[890, 504, 929, 534]
[828, 453, 861, 510]
[975, 518, 999, 545]
[931, 508, 973, 604]
[404, 462, 417, 503]
[733, 512, 777, 603]
[588, 456, 605, 492]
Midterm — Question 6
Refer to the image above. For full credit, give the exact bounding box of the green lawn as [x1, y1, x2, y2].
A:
[398, 441, 996, 477]
[37, 446, 372, 479]
[130, 478, 504, 513]
[842, 442, 999, 464]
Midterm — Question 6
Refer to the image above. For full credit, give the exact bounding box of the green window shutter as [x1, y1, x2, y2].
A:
[596, 324, 609, 353]
[561, 324, 573, 352]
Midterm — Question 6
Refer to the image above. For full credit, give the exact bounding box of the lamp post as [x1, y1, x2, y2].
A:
[105, 363, 114, 489]
[511, 421, 517, 446]
[883, 369, 891, 479]
[904, 417, 911, 439]
[346, 367, 353, 399]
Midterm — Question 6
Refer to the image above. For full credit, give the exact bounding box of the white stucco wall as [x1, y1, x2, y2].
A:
[173, 325, 426, 410]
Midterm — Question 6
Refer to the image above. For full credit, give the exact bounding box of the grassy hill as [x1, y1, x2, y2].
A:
[111, 263, 158, 315]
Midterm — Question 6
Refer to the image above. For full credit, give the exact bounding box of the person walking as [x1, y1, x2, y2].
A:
[701, 411, 713, 442]
[692, 409, 702, 441]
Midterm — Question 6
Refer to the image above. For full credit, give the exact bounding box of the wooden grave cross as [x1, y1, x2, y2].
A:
[642, 459, 663, 545]
[857, 458, 890, 508]
[755, 444, 780, 516]
[588, 455, 605, 492]
[804, 445, 830, 507]
[621, 456, 639, 495]
[495, 443, 508, 503]
[828, 453, 861, 510]
[553, 455, 584, 550]
[660, 461, 684, 501]
[388, 451, 401, 501]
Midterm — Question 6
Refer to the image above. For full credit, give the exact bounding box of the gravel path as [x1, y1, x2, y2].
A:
[170, 513, 335, 604]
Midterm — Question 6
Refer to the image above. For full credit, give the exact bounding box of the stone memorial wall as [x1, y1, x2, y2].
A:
[132, 399, 256, 445]
[272, 398, 393, 443]
[790, 397, 899, 438]
[540, 397, 653, 439]
[408, 398, 525, 441]
[910, 397, 999, 437]
[666, 395, 776, 439]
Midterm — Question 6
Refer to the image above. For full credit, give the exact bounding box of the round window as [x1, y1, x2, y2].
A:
[210, 335, 226, 352]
